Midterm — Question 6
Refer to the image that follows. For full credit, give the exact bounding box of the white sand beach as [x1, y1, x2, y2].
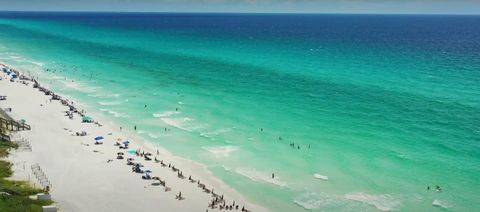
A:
[0, 63, 265, 212]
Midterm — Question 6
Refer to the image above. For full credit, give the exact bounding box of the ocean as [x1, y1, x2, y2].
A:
[0, 12, 479, 211]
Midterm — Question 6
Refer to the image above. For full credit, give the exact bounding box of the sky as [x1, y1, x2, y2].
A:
[0, 0, 479, 14]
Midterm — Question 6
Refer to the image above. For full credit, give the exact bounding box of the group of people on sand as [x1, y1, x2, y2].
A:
[113, 146, 251, 211]
[3, 65, 96, 126]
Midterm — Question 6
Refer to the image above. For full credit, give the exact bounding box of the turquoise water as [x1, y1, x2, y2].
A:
[0, 13, 479, 211]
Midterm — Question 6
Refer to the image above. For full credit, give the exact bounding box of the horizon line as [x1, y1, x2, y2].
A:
[1, 10, 480, 16]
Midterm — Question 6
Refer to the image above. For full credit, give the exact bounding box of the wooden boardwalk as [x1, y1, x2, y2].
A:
[1, 108, 31, 141]
[0, 117, 31, 131]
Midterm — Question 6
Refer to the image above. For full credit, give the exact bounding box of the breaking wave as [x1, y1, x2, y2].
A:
[235, 167, 287, 187]
[345, 192, 400, 211]
[202, 145, 239, 157]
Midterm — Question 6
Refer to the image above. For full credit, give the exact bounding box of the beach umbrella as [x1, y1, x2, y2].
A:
[117, 152, 124, 155]
[94, 136, 104, 141]
[82, 116, 93, 122]
[123, 141, 130, 145]
[145, 170, 152, 173]
[127, 150, 136, 155]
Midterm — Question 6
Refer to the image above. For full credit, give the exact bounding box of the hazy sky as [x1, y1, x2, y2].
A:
[1, 0, 480, 14]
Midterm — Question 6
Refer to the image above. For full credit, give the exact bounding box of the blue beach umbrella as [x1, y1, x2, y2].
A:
[94, 136, 104, 141]
[123, 141, 130, 145]
[145, 170, 152, 173]
[127, 150, 136, 155]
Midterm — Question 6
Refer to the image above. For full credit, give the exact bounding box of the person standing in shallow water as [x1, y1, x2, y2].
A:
[134, 125, 137, 131]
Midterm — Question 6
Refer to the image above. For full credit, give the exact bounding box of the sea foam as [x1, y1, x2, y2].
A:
[235, 167, 287, 187]
[97, 101, 121, 106]
[432, 199, 451, 209]
[152, 111, 179, 118]
[148, 133, 159, 139]
[199, 127, 233, 139]
[99, 108, 128, 118]
[313, 173, 329, 181]
[202, 146, 239, 157]
[345, 192, 400, 211]
[293, 192, 337, 210]
[161, 117, 203, 132]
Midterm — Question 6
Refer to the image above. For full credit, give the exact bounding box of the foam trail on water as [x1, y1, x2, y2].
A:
[98, 101, 121, 106]
[99, 108, 128, 118]
[60, 80, 100, 93]
[148, 133, 159, 139]
[432, 199, 451, 209]
[293, 192, 337, 210]
[345, 192, 400, 212]
[152, 111, 179, 118]
[235, 167, 287, 187]
[199, 128, 233, 140]
[106, 110, 128, 118]
[202, 146, 239, 157]
[161, 117, 204, 132]
[314, 173, 329, 181]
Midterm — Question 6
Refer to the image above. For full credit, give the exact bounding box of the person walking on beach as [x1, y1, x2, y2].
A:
[272, 173, 275, 179]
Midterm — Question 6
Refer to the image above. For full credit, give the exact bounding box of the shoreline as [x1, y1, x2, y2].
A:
[1, 62, 266, 212]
